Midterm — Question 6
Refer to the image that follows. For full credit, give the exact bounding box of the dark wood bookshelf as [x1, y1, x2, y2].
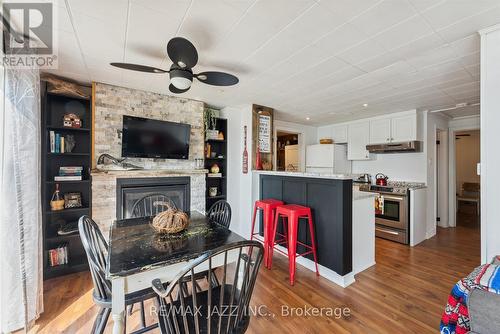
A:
[205, 118, 227, 209]
[41, 81, 91, 280]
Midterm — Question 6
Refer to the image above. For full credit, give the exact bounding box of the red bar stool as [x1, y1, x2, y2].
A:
[250, 199, 284, 268]
[269, 204, 319, 285]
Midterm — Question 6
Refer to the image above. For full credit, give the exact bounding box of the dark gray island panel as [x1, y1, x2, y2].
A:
[260, 175, 353, 276]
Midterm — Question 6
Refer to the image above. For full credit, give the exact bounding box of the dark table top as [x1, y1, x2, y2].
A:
[106, 211, 245, 278]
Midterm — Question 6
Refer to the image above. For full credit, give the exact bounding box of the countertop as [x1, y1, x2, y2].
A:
[253, 170, 355, 180]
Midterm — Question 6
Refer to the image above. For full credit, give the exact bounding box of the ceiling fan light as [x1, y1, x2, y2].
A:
[170, 68, 193, 90]
[171, 76, 192, 90]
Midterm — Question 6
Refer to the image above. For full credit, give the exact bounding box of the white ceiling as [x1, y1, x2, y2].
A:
[41, 0, 499, 124]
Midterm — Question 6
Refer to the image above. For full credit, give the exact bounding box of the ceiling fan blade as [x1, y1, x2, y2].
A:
[110, 62, 168, 73]
[169, 84, 189, 94]
[167, 37, 198, 69]
[195, 71, 239, 86]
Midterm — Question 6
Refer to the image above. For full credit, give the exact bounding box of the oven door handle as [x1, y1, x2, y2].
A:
[383, 196, 404, 201]
[376, 227, 400, 235]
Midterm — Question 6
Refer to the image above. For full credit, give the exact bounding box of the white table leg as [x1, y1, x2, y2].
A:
[112, 277, 126, 334]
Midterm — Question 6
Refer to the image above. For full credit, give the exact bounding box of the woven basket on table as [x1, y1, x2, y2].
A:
[151, 202, 190, 234]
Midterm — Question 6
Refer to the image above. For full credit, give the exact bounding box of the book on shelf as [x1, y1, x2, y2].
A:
[48, 243, 68, 267]
[54, 175, 82, 181]
[50, 133, 76, 153]
[55, 133, 61, 153]
[59, 166, 83, 176]
[50, 131, 55, 152]
[207, 173, 222, 178]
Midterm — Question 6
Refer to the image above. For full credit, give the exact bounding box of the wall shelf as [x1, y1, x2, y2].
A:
[205, 117, 227, 211]
[41, 82, 91, 280]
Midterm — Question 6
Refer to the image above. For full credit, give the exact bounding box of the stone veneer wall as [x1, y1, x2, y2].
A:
[93, 82, 204, 169]
[92, 83, 206, 235]
[91, 171, 206, 237]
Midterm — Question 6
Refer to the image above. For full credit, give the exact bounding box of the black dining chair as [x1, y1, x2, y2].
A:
[130, 193, 177, 218]
[152, 241, 264, 334]
[207, 200, 232, 228]
[78, 216, 158, 334]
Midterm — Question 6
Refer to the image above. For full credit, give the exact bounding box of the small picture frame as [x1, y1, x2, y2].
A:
[64, 192, 82, 209]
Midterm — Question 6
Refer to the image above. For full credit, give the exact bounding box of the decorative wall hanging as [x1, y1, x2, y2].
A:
[242, 125, 248, 174]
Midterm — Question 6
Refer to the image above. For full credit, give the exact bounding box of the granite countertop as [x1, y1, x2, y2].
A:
[253, 170, 354, 180]
[106, 211, 244, 278]
[92, 168, 208, 176]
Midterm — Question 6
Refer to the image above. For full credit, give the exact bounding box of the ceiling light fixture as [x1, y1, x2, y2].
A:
[363, 103, 368, 107]
[170, 67, 193, 90]
[306, 117, 310, 120]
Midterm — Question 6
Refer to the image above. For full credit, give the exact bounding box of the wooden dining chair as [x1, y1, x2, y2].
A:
[151, 241, 264, 334]
[78, 216, 158, 334]
[131, 193, 177, 218]
[207, 200, 232, 228]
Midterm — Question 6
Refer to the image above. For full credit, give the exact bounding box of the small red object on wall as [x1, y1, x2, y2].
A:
[242, 126, 248, 174]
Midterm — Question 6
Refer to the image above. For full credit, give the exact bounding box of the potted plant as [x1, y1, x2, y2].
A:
[204, 107, 220, 140]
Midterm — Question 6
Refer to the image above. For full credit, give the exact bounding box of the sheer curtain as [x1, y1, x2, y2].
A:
[0, 59, 43, 331]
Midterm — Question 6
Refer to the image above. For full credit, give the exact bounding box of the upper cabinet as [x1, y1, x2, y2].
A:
[391, 115, 417, 142]
[348, 122, 371, 160]
[369, 118, 392, 144]
[369, 113, 417, 144]
[332, 125, 348, 144]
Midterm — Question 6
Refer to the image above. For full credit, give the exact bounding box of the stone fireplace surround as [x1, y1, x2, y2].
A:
[91, 169, 206, 237]
[91, 83, 207, 237]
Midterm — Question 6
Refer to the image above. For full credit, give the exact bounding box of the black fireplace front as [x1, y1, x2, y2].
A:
[116, 177, 190, 219]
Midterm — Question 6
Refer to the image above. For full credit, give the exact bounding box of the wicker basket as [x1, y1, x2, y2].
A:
[319, 138, 334, 144]
[151, 203, 190, 234]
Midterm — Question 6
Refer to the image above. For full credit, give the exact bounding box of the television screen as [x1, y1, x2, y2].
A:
[121, 115, 191, 159]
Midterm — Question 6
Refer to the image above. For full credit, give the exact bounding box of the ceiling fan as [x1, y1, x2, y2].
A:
[110, 37, 239, 94]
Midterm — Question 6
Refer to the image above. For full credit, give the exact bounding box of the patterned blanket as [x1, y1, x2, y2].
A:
[440, 262, 500, 334]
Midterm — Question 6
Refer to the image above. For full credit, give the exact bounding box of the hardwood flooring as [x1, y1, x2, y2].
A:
[29, 221, 479, 333]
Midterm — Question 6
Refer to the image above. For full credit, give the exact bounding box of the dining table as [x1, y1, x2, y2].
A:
[106, 210, 245, 334]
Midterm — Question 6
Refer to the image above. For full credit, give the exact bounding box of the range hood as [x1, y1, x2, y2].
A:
[366, 140, 422, 153]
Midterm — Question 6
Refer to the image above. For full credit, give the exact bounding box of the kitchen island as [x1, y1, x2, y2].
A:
[253, 171, 376, 287]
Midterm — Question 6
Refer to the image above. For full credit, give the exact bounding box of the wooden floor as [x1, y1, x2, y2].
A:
[30, 215, 479, 334]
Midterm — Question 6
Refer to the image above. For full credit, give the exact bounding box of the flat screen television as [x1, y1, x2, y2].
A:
[121, 115, 191, 159]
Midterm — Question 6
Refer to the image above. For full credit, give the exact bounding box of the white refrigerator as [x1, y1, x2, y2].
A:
[306, 144, 352, 174]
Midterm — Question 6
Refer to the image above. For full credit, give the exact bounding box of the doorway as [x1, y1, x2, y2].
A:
[276, 131, 299, 171]
[454, 130, 481, 229]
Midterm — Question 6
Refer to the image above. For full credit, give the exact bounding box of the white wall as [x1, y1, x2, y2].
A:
[220, 105, 254, 238]
[352, 153, 426, 182]
[480, 24, 500, 263]
[455, 130, 480, 193]
[426, 112, 450, 235]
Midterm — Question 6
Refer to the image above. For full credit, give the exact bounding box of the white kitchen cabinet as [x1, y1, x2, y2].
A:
[391, 115, 417, 142]
[348, 122, 372, 160]
[369, 118, 392, 144]
[369, 114, 417, 144]
[332, 125, 348, 143]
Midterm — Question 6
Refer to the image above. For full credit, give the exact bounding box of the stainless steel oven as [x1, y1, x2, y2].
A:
[360, 184, 410, 244]
[375, 193, 408, 244]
